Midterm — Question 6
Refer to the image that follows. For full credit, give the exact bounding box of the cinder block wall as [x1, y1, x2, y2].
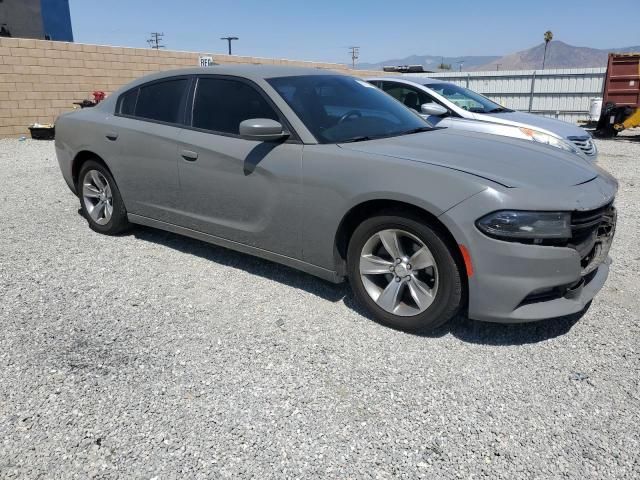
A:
[0, 37, 384, 137]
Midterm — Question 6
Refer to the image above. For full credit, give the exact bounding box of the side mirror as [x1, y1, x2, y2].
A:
[420, 103, 448, 117]
[239, 118, 289, 141]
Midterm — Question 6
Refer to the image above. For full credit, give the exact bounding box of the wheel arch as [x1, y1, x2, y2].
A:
[72, 150, 111, 189]
[334, 199, 468, 284]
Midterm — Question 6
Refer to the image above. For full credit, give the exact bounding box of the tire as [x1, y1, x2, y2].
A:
[347, 213, 463, 332]
[77, 159, 130, 235]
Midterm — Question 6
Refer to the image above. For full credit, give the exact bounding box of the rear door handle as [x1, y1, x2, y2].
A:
[180, 149, 198, 161]
[105, 132, 118, 141]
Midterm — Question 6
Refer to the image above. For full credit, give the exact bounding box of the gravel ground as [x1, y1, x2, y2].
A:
[1, 133, 639, 479]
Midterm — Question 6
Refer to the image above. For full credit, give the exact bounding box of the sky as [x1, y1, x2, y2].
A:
[69, 0, 640, 64]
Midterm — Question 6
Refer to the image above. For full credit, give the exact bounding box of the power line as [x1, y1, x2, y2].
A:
[147, 32, 165, 50]
[348, 46, 359, 68]
[221, 36, 239, 55]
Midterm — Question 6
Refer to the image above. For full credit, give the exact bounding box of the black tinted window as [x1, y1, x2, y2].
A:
[268, 75, 427, 143]
[135, 79, 188, 123]
[119, 89, 138, 116]
[192, 78, 278, 134]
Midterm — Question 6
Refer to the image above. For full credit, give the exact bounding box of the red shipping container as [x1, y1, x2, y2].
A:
[603, 53, 640, 109]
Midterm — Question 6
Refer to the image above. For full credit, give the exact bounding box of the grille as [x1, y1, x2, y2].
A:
[568, 136, 596, 156]
[569, 202, 616, 274]
[571, 203, 612, 232]
[517, 204, 615, 308]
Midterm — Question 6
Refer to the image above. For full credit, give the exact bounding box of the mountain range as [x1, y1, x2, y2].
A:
[356, 41, 640, 72]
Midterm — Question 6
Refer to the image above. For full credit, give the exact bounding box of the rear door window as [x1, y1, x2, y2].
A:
[191, 77, 279, 135]
[134, 78, 189, 124]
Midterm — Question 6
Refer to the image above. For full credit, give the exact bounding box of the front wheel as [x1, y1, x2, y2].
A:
[347, 214, 463, 332]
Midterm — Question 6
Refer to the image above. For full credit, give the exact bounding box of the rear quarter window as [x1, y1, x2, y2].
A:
[118, 89, 138, 116]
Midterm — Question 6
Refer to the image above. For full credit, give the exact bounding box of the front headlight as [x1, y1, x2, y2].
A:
[476, 210, 571, 240]
[519, 127, 578, 154]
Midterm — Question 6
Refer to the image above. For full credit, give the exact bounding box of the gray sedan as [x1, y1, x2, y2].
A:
[55, 66, 617, 331]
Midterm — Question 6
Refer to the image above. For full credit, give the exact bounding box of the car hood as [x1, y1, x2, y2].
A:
[474, 110, 590, 139]
[338, 128, 598, 188]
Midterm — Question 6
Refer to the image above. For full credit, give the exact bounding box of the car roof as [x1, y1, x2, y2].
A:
[366, 76, 445, 86]
[100, 64, 352, 124]
[130, 65, 345, 84]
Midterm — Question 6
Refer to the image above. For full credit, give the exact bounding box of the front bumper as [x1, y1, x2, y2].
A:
[439, 175, 617, 323]
[457, 228, 612, 323]
[488, 259, 610, 322]
[466, 250, 610, 324]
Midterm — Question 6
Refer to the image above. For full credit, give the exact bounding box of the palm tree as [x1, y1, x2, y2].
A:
[542, 31, 553, 70]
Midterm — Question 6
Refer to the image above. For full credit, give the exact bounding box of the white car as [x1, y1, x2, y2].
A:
[367, 77, 597, 161]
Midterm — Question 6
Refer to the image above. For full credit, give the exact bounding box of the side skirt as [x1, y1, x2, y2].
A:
[127, 213, 344, 284]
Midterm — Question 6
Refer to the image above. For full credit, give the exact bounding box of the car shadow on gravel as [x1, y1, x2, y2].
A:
[342, 296, 589, 345]
[131, 225, 588, 346]
[132, 226, 349, 303]
[439, 307, 588, 346]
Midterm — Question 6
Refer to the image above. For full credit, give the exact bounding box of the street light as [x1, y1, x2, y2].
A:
[221, 36, 239, 55]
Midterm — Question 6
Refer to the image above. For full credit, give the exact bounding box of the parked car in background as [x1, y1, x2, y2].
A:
[55, 66, 617, 332]
[367, 77, 598, 161]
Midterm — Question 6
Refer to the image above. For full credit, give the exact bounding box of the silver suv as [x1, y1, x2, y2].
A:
[55, 66, 616, 331]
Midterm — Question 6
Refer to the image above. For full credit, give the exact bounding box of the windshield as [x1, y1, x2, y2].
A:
[426, 83, 511, 114]
[267, 75, 430, 143]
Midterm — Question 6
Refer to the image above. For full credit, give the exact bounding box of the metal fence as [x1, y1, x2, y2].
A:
[405, 68, 607, 124]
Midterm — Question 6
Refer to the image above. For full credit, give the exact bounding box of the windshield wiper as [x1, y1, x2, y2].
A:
[340, 128, 433, 143]
[487, 107, 511, 113]
[400, 126, 434, 135]
[340, 135, 376, 143]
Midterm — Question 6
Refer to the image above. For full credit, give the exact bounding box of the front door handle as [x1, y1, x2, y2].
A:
[105, 132, 118, 141]
[180, 149, 198, 161]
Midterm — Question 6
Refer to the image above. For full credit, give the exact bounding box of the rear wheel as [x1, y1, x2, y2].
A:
[347, 213, 463, 332]
[78, 159, 129, 235]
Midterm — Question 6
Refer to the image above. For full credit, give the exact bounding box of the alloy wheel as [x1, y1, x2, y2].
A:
[82, 170, 113, 226]
[359, 229, 439, 316]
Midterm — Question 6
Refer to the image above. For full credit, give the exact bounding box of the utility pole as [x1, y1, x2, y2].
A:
[457, 61, 464, 72]
[147, 32, 165, 50]
[221, 36, 239, 55]
[496, 63, 501, 71]
[438, 57, 451, 70]
[348, 46, 359, 68]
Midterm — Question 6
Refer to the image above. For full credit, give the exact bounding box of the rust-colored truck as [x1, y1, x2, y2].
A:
[596, 53, 640, 137]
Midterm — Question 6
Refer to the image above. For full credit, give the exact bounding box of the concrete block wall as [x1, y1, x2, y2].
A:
[0, 37, 384, 137]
